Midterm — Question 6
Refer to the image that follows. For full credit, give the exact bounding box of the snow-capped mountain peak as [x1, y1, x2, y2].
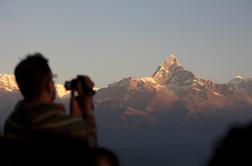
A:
[152, 54, 183, 83]
[55, 84, 70, 97]
[0, 74, 19, 92]
[163, 54, 181, 68]
[151, 54, 195, 90]
[234, 75, 243, 80]
[229, 75, 247, 85]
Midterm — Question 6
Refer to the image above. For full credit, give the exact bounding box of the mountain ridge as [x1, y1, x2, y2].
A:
[95, 54, 252, 120]
[1, 54, 252, 116]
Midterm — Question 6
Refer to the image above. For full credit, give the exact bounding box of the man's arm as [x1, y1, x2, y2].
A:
[69, 76, 97, 148]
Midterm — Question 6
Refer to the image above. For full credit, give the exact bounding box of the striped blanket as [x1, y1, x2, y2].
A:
[4, 100, 97, 148]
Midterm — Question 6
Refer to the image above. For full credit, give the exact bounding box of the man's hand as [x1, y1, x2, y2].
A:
[70, 75, 97, 148]
[70, 90, 82, 117]
[70, 76, 95, 117]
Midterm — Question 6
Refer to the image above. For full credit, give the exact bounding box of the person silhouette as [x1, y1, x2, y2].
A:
[2, 53, 98, 166]
[208, 123, 252, 165]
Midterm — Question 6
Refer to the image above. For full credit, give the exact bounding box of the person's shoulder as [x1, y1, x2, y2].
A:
[34, 103, 66, 116]
[38, 103, 66, 113]
[33, 103, 86, 128]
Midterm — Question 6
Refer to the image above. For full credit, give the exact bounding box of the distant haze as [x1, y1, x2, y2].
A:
[0, 0, 251, 88]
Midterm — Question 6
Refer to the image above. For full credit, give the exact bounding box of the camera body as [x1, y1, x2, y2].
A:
[65, 75, 95, 96]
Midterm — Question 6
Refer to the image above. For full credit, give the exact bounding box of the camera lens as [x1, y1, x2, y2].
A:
[64, 81, 72, 90]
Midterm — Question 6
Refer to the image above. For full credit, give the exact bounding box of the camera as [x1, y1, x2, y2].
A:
[64, 75, 95, 96]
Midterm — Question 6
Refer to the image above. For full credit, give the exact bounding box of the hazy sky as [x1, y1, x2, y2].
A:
[0, 0, 251, 87]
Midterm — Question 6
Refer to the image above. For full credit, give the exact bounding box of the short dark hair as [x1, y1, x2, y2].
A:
[14, 53, 52, 100]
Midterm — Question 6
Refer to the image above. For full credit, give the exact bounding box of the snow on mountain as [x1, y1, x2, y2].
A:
[152, 54, 182, 83]
[94, 87, 100, 91]
[0, 74, 69, 97]
[152, 55, 195, 91]
[235, 75, 243, 80]
[227, 76, 252, 99]
[108, 77, 167, 92]
[228, 75, 251, 86]
[55, 84, 70, 97]
[0, 74, 19, 92]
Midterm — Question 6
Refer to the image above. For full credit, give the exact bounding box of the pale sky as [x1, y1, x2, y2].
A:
[0, 0, 251, 87]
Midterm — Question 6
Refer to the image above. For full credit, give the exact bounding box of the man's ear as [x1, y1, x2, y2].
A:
[46, 81, 56, 101]
[45, 81, 54, 93]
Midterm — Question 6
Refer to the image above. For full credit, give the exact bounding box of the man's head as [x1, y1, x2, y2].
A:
[14, 53, 56, 102]
[94, 148, 120, 166]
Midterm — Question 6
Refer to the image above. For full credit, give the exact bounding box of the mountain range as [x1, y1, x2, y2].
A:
[1, 54, 252, 121]
[94, 54, 252, 122]
[1, 54, 252, 166]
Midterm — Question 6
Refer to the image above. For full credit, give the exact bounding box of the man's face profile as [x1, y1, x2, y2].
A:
[47, 73, 57, 102]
